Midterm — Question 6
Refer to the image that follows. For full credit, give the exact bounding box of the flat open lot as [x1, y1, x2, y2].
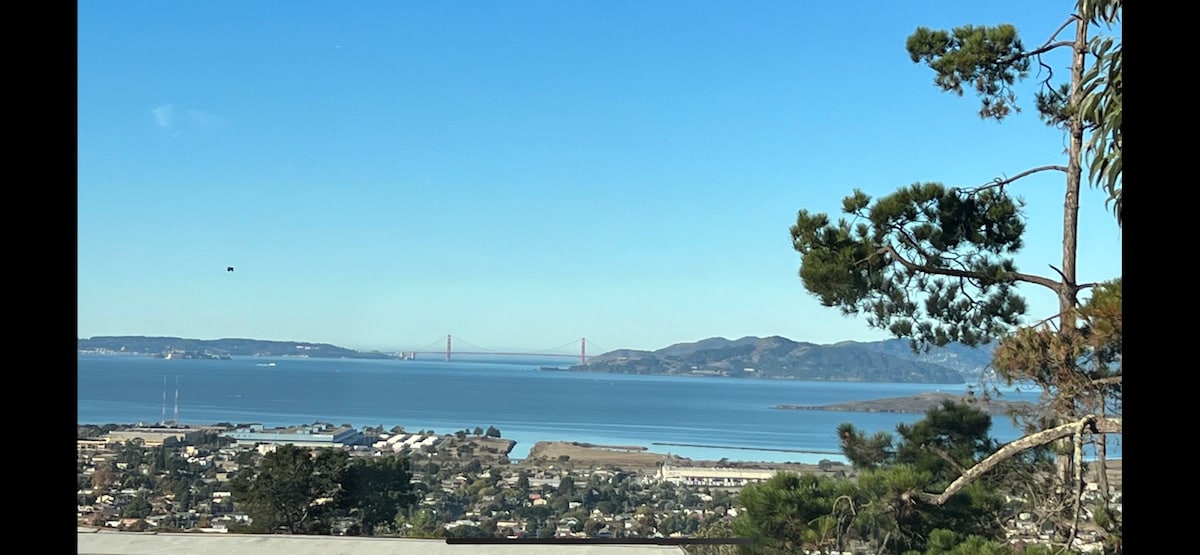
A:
[520, 441, 846, 476]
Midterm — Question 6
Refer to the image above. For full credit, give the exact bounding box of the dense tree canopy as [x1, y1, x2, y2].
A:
[787, 0, 1120, 550]
[229, 445, 417, 535]
[738, 401, 1056, 553]
[338, 455, 418, 536]
[229, 445, 349, 534]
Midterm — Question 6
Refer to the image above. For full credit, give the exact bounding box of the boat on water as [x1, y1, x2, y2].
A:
[537, 366, 569, 372]
[255, 362, 277, 367]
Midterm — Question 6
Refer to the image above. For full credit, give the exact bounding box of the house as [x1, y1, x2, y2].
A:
[443, 519, 481, 530]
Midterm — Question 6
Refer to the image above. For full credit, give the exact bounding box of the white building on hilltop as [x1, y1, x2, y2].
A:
[656, 464, 777, 487]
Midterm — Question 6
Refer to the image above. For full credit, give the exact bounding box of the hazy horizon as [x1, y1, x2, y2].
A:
[77, 331, 940, 355]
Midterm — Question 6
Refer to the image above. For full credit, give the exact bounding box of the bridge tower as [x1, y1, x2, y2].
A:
[446, 334, 452, 362]
[581, 337, 586, 366]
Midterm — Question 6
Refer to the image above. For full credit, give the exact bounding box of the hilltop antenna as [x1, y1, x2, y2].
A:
[173, 375, 180, 426]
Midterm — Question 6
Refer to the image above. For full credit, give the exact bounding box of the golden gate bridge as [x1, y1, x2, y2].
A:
[393, 335, 605, 365]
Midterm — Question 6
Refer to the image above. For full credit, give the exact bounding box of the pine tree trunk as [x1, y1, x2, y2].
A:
[1053, 12, 1089, 499]
[1096, 403, 1110, 500]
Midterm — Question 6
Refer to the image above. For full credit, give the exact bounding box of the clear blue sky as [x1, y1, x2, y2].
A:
[77, 1, 1122, 353]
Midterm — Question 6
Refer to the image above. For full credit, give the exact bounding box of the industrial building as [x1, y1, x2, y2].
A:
[372, 432, 445, 454]
[221, 423, 362, 448]
[105, 426, 203, 447]
[656, 464, 777, 487]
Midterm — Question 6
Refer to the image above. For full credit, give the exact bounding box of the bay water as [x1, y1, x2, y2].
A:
[78, 354, 1113, 464]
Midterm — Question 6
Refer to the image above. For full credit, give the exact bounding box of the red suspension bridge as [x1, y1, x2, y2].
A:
[393, 335, 604, 365]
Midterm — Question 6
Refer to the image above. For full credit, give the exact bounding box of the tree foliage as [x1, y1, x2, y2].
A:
[397, 507, 443, 538]
[993, 278, 1121, 422]
[787, 0, 1121, 549]
[845, 402, 1013, 553]
[229, 445, 349, 534]
[230, 446, 418, 536]
[902, 0, 1122, 223]
[837, 422, 893, 471]
[906, 24, 1029, 120]
[338, 455, 418, 536]
[740, 401, 1058, 553]
[792, 183, 1029, 349]
[733, 472, 852, 554]
[893, 400, 998, 480]
[1078, 1, 1122, 224]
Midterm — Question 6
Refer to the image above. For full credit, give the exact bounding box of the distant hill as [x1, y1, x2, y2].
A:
[77, 336, 394, 360]
[79, 334, 995, 383]
[571, 336, 990, 384]
[842, 338, 997, 381]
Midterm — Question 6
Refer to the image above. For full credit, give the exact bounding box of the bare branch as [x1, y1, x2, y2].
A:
[1030, 312, 1063, 329]
[1026, 17, 1080, 96]
[881, 244, 1063, 292]
[999, 39, 1076, 72]
[915, 415, 1121, 506]
[1089, 376, 1122, 387]
[1048, 264, 1068, 282]
[1035, 53, 1057, 91]
[831, 494, 857, 516]
[965, 165, 1069, 193]
[875, 531, 891, 555]
[1041, 16, 1081, 49]
[1026, 40, 1077, 58]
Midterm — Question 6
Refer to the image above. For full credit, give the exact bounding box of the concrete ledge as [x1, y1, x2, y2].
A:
[77, 530, 688, 555]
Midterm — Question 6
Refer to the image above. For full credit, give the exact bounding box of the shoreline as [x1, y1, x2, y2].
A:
[651, 442, 841, 455]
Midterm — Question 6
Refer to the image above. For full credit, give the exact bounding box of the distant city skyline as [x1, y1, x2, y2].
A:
[78, 1, 1122, 353]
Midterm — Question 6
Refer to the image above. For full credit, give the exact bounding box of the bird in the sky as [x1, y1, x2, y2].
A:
[227, 267, 235, 272]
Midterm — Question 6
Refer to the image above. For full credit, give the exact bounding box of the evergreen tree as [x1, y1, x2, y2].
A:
[229, 445, 349, 534]
[788, 0, 1121, 546]
[338, 455, 418, 536]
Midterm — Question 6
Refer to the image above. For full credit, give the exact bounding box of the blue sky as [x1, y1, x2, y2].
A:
[78, 1, 1122, 353]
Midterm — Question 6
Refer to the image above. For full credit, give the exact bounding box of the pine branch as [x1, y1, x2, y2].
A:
[880, 244, 1062, 292]
[922, 443, 968, 475]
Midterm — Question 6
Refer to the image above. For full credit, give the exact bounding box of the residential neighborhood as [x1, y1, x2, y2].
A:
[77, 421, 1118, 552]
[76, 422, 792, 539]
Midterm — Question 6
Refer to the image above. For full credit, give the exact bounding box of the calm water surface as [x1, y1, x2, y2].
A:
[78, 354, 1101, 463]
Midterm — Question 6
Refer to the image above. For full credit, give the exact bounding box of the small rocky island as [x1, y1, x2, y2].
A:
[774, 391, 1037, 415]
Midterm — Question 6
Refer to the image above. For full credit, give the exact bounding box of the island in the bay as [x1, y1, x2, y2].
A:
[77, 334, 995, 384]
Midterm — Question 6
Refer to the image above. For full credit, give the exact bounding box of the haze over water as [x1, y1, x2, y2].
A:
[78, 354, 1105, 464]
